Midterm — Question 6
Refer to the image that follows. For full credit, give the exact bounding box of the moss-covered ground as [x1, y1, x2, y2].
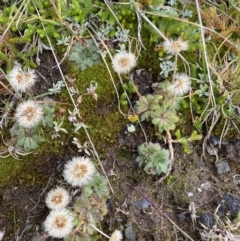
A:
[0, 59, 129, 188]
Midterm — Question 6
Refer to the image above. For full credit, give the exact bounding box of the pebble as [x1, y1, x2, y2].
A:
[223, 194, 240, 214]
[124, 223, 136, 240]
[135, 198, 151, 210]
[206, 145, 218, 156]
[233, 176, 240, 185]
[187, 192, 194, 198]
[215, 160, 230, 174]
[199, 212, 216, 229]
[200, 181, 212, 190]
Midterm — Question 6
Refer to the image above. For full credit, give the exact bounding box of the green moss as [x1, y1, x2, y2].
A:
[137, 36, 160, 72]
[61, 61, 128, 153]
[0, 156, 37, 187]
[0, 59, 129, 188]
[0, 158, 23, 186]
[0, 124, 64, 187]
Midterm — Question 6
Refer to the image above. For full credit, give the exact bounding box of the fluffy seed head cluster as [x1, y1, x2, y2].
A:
[63, 156, 95, 187]
[44, 209, 74, 238]
[109, 230, 123, 241]
[46, 187, 70, 210]
[15, 100, 43, 128]
[163, 38, 188, 55]
[7, 65, 37, 92]
[112, 52, 136, 74]
[168, 73, 191, 96]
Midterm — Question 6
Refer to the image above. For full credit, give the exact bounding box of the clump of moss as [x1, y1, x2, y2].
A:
[60, 61, 128, 153]
[0, 153, 50, 187]
[0, 57, 129, 188]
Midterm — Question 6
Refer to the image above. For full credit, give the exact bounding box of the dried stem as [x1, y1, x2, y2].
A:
[90, 224, 110, 239]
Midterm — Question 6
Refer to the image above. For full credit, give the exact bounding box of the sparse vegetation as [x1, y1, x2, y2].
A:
[0, 0, 239, 240]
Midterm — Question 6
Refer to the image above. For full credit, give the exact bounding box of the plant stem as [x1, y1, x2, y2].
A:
[90, 224, 110, 239]
[195, 0, 216, 108]
[172, 53, 178, 82]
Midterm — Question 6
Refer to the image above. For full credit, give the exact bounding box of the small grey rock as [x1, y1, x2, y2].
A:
[233, 176, 240, 185]
[206, 145, 218, 156]
[215, 160, 230, 174]
[135, 198, 151, 210]
[224, 194, 240, 214]
[209, 136, 220, 146]
[124, 223, 136, 240]
[200, 212, 215, 229]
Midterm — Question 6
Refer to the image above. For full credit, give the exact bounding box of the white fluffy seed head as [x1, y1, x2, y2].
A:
[168, 73, 191, 96]
[163, 38, 189, 55]
[112, 52, 136, 74]
[7, 65, 37, 92]
[44, 209, 74, 238]
[15, 100, 43, 128]
[109, 230, 123, 241]
[45, 187, 70, 210]
[63, 156, 95, 187]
